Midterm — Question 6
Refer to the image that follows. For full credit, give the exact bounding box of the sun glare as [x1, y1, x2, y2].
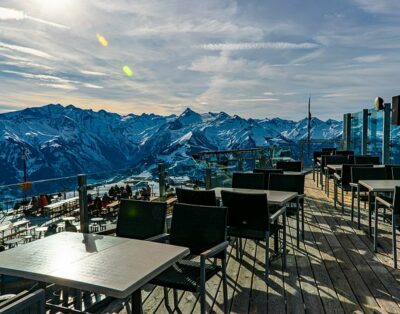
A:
[34, 0, 73, 15]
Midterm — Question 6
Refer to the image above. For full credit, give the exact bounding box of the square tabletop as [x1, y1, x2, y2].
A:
[359, 180, 400, 192]
[0, 232, 189, 299]
[212, 187, 297, 206]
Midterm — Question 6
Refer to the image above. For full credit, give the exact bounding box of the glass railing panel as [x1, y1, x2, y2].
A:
[367, 109, 383, 157]
[390, 124, 400, 164]
[350, 111, 362, 155]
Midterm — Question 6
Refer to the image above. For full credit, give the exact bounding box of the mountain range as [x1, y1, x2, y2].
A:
[0, 104, 343, 185]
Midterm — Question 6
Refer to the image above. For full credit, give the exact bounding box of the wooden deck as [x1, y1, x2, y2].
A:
[134, 174, 400, 314]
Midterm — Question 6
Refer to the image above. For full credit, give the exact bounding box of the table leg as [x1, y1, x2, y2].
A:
[368, 192, 373, 236]
[132, 288, 143, 314]
[393, 214, 398, 269]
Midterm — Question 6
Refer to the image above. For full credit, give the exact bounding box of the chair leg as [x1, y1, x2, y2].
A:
[265, 232, 270, 282]
[317, 168, 319, 186]
[374, 199, 378, 252]
[296, 201, 300, 248]
[200, 263, 206, 314]
[312, 164, 315, 181]
[301, 205, 305, 240]
[222, 257, 228, 314]
[368, 192, 372, 236]
[393, 214, 398, 269]
[341, 187, 344, 214]
[173, 289, 178, 311]
[282, 212, 287, 269]
[334, 180, 337, 209]
[351, 188, 355, 221]
[163, 287, 171, 312]
[357, 186, 361, 229]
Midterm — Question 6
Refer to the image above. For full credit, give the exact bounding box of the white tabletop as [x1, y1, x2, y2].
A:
[212, 187, 298, 206]
[0, 232, 189, 299]
[359, 180, 400, 192]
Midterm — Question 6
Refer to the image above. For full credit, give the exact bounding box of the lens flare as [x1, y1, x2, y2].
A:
[96, 33, 108, 47]
[123, 65, 134, 77]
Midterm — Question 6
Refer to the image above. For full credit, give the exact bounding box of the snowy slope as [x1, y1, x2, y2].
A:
[0, 104, 342, 184]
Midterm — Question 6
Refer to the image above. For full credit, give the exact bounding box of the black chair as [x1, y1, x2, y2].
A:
[334, 164, 373, 213]
[116, 199, 167, 240]
[221, 190, 286, 281]
[350, 167, 386, 232]
[275, 160, 302, 172]
[232, 172, 264, 190]
[150, 203, 228, 314]
[176, 188, 217, 206]
[0, 290, 45, 314]
[269, 173, 305, 248]
[393, 167, 400, 180]
[322, 155, 349, 196]
[313, 151, 323, 184]
[354, 155, 380, 165]
[253, 168, 284, 189]
[335, 150, 354, 156]
[375, 186, 400, 268]
[322, 147, 337, 154]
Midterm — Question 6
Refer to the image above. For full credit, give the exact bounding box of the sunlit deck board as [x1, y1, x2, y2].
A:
[124, 174, 400, 313]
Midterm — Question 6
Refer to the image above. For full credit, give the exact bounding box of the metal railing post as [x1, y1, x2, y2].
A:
[343, 113, 351, 150]
[158, 163, 166, 198]
[383, 103, 391, 164]
[77, 174, 89, 234]
[362, 109, 368, 155]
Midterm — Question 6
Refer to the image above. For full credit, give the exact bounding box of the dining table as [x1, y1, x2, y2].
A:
[0, 232, 189, 313]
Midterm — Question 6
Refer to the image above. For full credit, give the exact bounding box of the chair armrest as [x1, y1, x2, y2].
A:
[334, 173, 341, 181]
[375, 196, 392, 208]
[145, 233, 170, 243]
[200, 241, 229, 259]
[269, 206, 286, 223]
[297, 194, 305, 200]
[349, 183, 358, 188]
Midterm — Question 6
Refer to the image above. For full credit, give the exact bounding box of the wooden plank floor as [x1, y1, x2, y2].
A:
[127, 174, 400, 314]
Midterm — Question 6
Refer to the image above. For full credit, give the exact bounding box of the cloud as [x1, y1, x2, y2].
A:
[353, 55, 384, 63]
[0, 41, 56, 60]
[199, 42, 319, 51]
[0, 6, 69, 29]
[79, 70, 107, 76]
[228, 98, 280, 102]
[352, 0, 400, 15]
[83, 83, 104, 89]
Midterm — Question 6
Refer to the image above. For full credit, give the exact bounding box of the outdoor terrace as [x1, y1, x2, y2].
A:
[132, 173, 400, 314]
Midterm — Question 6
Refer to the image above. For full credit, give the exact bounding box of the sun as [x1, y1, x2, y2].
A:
[33, 0, 74, 15]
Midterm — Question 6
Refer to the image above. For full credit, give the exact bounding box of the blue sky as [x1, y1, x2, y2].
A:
[0, 0, 399, 120]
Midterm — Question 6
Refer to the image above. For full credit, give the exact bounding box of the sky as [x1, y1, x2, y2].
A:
[0, 0, 399, 120]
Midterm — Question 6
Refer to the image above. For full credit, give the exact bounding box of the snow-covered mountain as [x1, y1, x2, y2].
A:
[0, 104, 342, 184]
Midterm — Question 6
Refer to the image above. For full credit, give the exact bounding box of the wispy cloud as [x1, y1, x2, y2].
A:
[0, 41, 56, 60]
[79, 70, 107, 76]
[353, 55, 384, 63]
[229, 98, 280, 102]
[83, 83, 104, 89]
[199, 42, 318, 51]
[0, 7, 69, 29]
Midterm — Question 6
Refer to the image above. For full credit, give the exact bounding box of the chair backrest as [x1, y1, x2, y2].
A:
[116, 200, 167, 240]
[392, 167, 400, 180]
[341, 164, 373, 186]
[232, 172, 264, 189]
[253, 168, 284, 189]
[354, 155, 380, 165]
[0, 289, 45, 314]
[268, 173, 305, 194]
[221, 190, 269, 233]
[351, 166, 386, 184]
[322, 147, 337, 154]
[324, 155, 349, 168]
[169, 203, 227, 257]
[313, 151, 323, 164]
[393, 186, 400, 215]
[335, 150, 354, 156]
[275, 161, 302, 172]
[176, 188, 217, 206]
